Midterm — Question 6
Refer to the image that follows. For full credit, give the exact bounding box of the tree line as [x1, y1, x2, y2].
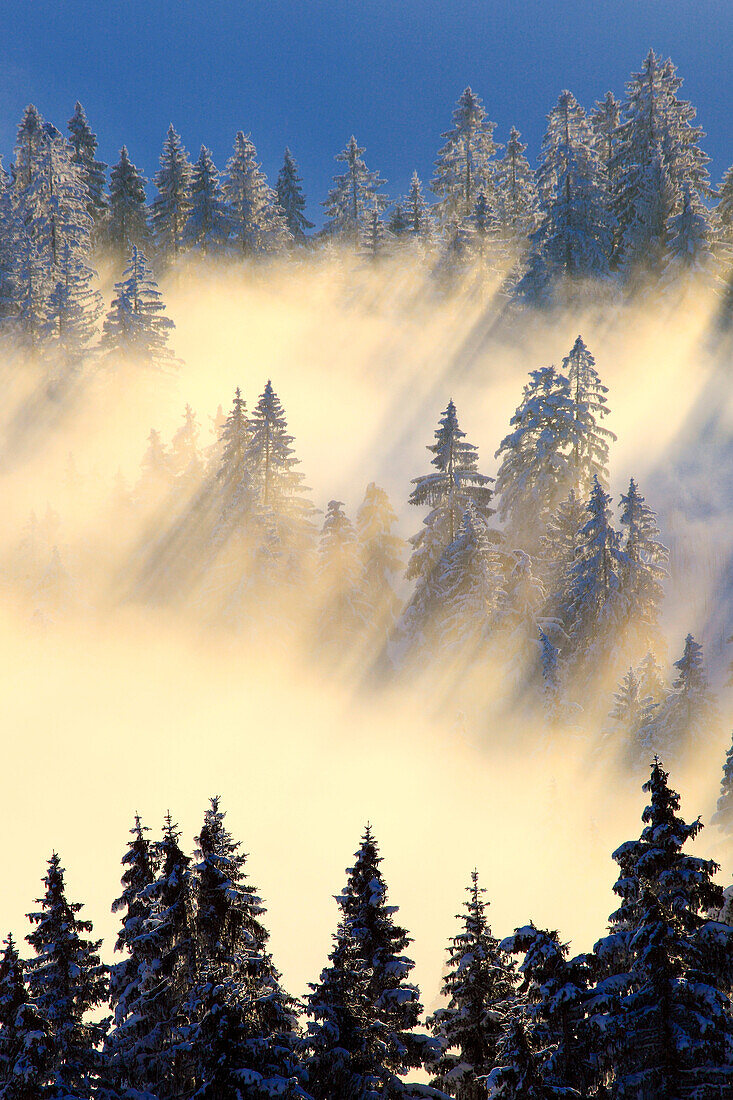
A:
[2, 759, 733, 1097]
[2, 48, 733, 369]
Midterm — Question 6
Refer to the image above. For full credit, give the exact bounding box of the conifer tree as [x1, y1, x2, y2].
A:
[67, 101, 108, 235]
[494, 365, 579, 551]
[428, 508, 506, 658]
[107, 146, 151, 257]
[500, 924, 592, 1095]
[323, 136, 387, 240]
[0, 934, 51, 1099]
[429, 871, 515, 1099]
[432, 87, 498, 225]
[612, 50, 710, 277]
[619, 476, 668, 654]
[225, 131, 288, 254]
[407, 400, 495, 583]
[246, 380, 315, 543]
[215, 386, 254, 529]
[662, 183, 716, 285]
[170, 403, 203, 484]
[636, 649, 666, 702]
[152, 124, 193, 260]
[519, 91, 613, 303]
[565, 476, 629, 672]
[106, 816, 160, 1097]
[183, 145, 230, 254]
[561, 335, 616, 495]
[590, 760, 733, 1096]
[714, 162, 733, 250]
[404, 171, 434, 243]
[317, 500, 365, 653]
[12, 104, 45, 197]
[26, 853, 108, 1099]
[606, 665, 659, 766]
[361, 207, 390, 261]
[190, 797, 306, 1098]
[493, 127, 539, 259]
[102, 245, 176, 365]
[540, 489, 586, 620]
[305, 827, 432, 1098]
[590, 91, 621, 188]
[276, 147, 313, 243]
[655, 633, 720, 758]
[356, 482, 405, 643]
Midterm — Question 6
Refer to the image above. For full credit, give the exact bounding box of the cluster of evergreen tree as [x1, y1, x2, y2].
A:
[3, 760, 733, 1097]
[2, 47, 733, 367]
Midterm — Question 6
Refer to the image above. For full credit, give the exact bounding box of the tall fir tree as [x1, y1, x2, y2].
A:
[611, 50, 710, 279]
[183, 145, 230, 255]
[356, 482, 405, 646]
[712, 730, 733, 837]
[406, 400, 495, 584]
[428, 871, 516, 1099]
[151, 124, 193, 261]
[519, 91, 613, 304]
[494, 365, 579, 552]
[317, 500, 365, 655]
[619, 476, 668, 655]
[0, 934, 52, 1099]
[305, 826, 432, 1099]
[590, 760, 733, 1097]
[493, 127, 539, 263]
[322, 136, 387, 240]
[561, 335, 616, 495]
[102, 245, 176, 365]
[431, 87, 499, 226]
[26, 853, 108, 1100]
[107, 146, 151, 257]
[67, 101, 108, 236]
[225, 131, 289, 255]
[276, 147, 313, 243]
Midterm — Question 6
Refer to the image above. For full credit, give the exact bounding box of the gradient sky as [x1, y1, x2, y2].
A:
[0, 0, 730, 225]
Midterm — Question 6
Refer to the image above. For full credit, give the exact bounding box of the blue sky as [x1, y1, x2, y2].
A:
[0, 0, 730, 224]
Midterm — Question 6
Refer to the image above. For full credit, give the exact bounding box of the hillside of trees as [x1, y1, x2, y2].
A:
[0, 43, 732, 1100]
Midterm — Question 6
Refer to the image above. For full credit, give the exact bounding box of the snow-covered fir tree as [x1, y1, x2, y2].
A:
[619, 476, 668, 656]
[107, 145, 151, 257]
[662, 182, 716, 286]
[403, 171, 434, 244]
[431, 87, 498, 226]
[356, 482, 405, 647]
[317, 500, 365, 654]
[183, 144, 230, 255]
[322, 135, 387, 240]
[26, 853, 108, 1099]
[428, 871, 515, 1099]
[170, 402, 203, 485]
[426, 507, 506, 660]
[589, 760, 733, 1096]
[67, 101, 108, 236]
[565, 475, 629, 679]
[151, 124, 193, 260]
[561, 335, 616, 495]
[655, 632, 720, 759]
[494, 365, 579, 552]
[539, 488, 586, 621]
[190, 797, 307, 1098]
[605, 665, 659, 767]
[590, 91, 621, 191]
[493, 127, 539, 264]
[406, 399, 495, 584]
[714, 162, 733, 252]
[519, 91, 613, 304]
[0, 933, 52, 1099]
[105, 815, 160, 1097]
[215, 386, 253, 528]
[361, 206, 391, 261]
[102, 245, 176, 366]
[276, 147, 313, 243]
[305, 826, 432, 1099]
[611, 50, 711, 279]
[500, 924, 592, 1095]
[224, 130, 289, 255]
[246, 380, 315, 548]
